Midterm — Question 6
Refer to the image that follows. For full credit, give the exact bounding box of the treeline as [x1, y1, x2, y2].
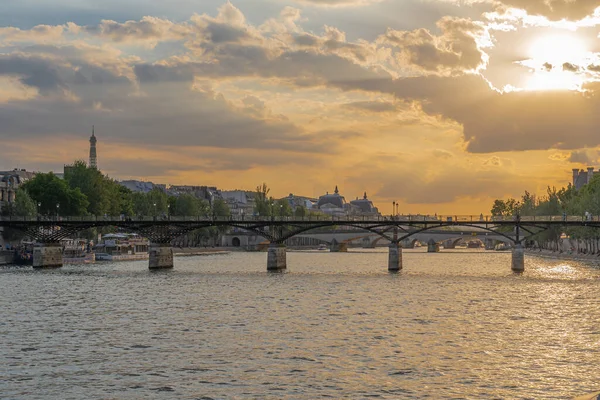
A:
[1, 161, 230, 218]
[491, 175, 600, 247]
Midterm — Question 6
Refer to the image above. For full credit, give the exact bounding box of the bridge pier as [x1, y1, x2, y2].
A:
[267, 243, 287, 270]
[33, 243, 63, 268]
[330, 239, 348, 253]
[427, 240, 440, 253]
[149, 243, 174, 269]
[388, 243, 402, 271]
[511, 243, 525, 272]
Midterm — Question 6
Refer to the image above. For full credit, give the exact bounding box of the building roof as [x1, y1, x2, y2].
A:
[317, 186, 346, 209]
[350, 192, 376, 213]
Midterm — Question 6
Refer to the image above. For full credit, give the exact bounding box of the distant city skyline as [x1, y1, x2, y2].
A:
[2, 1, 600, 214]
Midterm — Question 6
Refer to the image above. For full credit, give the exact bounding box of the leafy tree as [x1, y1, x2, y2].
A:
[15, 189, 37, 217]
[254, 183, 271, 216]
[65, 160, 130, 216]
[22, 172, 88, 216]
[172, 194, 209, 216]
[117, 185, 134, 216]
[273, 198, 293, 217]
[294, 205, 307, 218]
[212, 198, 230, 217]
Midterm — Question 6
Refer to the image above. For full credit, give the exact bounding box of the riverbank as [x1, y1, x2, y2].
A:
[526, 248, 600, 264]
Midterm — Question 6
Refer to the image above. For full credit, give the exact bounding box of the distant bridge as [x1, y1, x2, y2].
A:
[0, 214, 597, 272]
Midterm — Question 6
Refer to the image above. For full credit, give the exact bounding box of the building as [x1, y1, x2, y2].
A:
[120, 180, 164, 193]
[282, 194, 316, 211]
[0, 169, 37, 211]
[168, 186, 221, 202]
[349, 192, 379, 216]
[314, 186, 381, 216]
[221, 190, 255, 217]
[573, 168, 595, 190]
[315, 186, 348, 216]
[89, 126, 97, 169]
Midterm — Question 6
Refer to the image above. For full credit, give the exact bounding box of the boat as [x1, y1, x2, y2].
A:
[317, 244, 328, 251]
[94, 233, 149, 261]
[62, 239, 95, 264]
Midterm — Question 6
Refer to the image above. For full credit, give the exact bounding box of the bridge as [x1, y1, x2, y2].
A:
[0, 214, 598, 272]
[291, 229, 514, 249]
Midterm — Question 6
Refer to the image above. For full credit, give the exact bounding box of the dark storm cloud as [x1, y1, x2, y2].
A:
[0, 55, 65, 94]
[568, 150, 599, 165]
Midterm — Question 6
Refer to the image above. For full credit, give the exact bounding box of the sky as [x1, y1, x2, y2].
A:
[2, 0, 600, 214]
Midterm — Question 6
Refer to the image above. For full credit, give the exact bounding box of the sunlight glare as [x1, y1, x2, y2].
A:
[524, 33, 590, 91]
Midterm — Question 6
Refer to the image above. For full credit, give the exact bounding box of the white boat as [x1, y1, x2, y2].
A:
[318, 244, 328, 251]
[61, 239, 95, 264]
[94, 233, 149, 261]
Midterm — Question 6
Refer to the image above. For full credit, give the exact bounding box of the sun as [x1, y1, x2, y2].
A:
[523, 33, 590, 91]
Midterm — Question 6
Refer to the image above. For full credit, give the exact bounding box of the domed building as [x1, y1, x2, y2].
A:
[350, 192, 379, 216]
[316, 186, 348, 216]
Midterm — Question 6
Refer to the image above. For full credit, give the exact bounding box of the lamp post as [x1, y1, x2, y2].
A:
[56, 203, 60, 218]
[37, 202, 41, 216]
[167, 204, 170, 219]
[392, 201, 396, 218]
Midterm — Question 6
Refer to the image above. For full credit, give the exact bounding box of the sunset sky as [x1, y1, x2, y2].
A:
[2, 0, 600, 214]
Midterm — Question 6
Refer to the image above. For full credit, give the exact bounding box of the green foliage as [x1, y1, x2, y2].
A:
[22, 172, 88, 216]
[254, 182, 271, 216]
[294, 205, 307, 218]
[274, 198, 292, 217]
[491, 180, 600, 242]
[65, 160, 132, 216]
[212, 198, 230, 217]
[172, 193, 210, 216]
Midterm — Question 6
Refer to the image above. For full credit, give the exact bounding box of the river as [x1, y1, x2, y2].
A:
[1, 248, 599, 399]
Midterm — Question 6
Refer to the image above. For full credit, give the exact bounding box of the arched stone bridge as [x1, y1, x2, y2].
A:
[292, 229, 514, 249]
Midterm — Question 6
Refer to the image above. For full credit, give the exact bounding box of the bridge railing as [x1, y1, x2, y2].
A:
[1, 215, 600, 223]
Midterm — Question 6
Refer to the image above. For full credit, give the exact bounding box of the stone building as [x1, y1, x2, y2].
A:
[349, 192, 379, 216]
[572, 168, 595, 190]
[221, 190, 255, 217]
[0, 169, 37, 212]
[315, 186, 348, 216]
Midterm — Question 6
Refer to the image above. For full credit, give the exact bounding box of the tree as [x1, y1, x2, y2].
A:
[13, 188, 37, 217]
[294, 205, 307, 218]
[172, 193, 209, 216]
[212, 198, 230, 217]
[65, 160, 130, 216]
[22, 172, 89, 216]
[254, 183, 271, 216]
[274, 198, 292, 217]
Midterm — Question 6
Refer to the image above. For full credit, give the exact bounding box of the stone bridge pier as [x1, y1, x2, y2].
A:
[149, 243, 174, 269]
[511, 243, 524, 272]
[388, 242, 402, 271]
[267, 243, 287, 271]
[33, 243, 63, 268]
[330, 239, 348, 253]
[427, 239, 440, 253]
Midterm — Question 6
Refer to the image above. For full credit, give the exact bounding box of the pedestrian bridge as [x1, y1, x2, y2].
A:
[1, 214, 597, 272]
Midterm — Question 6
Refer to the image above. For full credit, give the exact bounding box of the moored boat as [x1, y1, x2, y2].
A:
[94, 233, 149, 261]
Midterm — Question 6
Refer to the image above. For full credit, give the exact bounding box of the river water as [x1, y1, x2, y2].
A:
[1, 248, 599, 399]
